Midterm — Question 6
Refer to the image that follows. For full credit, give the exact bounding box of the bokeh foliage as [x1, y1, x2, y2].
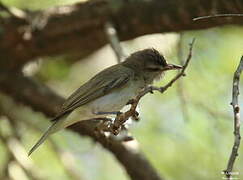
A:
[0, 0, 243, 180]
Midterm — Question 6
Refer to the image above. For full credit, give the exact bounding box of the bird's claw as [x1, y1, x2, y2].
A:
[93, 111, 122, 116]
[148, 86, 154, 94]
[132, 111, 140, 121]
[126, 99, 136, 105]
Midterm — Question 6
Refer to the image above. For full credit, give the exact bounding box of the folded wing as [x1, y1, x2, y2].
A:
[53, 65, 133, 121]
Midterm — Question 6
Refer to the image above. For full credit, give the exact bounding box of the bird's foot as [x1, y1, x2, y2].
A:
[120, 125, 134, 142]
[126, 99, 136, 105]
[148, 86, 154, 94]
[93, 111, 122, 116]
[132, 110, 140, 121]
[94, 118, 112, 136]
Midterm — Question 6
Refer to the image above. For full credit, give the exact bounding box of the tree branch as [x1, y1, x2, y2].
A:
[0, 73, 163, 180]
[176, 33, 190, 122]
[104, 21, 125, 63]
[0, 116, 43, 180]
[193, 14, 243, 21]
[223, 56, 243, 179]
[1, 0, 243, 70]
[108, 39, 195, 135]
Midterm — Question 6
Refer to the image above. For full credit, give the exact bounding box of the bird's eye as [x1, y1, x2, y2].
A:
[146, 67, 161, 72]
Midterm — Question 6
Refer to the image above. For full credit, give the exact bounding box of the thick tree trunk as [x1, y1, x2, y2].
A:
[1, 0, 243, 69]
[0, 71, 163, 180]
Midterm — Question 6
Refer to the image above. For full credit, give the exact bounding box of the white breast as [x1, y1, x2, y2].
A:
[89, 80, 142, 113]
[61, 79, 144, 128]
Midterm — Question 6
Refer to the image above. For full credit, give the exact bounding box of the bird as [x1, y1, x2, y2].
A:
[28, 48, 182, 155]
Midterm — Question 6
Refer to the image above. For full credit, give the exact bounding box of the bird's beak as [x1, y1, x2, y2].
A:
[163, 64, 182, 71]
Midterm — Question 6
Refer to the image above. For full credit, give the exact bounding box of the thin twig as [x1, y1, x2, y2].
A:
[109, 38, 196, 135]
[223, 56, 243, 179]
[193, 14, 243, 21]
[193, 101, 230, 120]
[0, 2, 15, 17]
[176, 33, 190, 122]
[0, 95, 82, 180]
[0, 121, 42, 180]
[25, 122, 82, 180]
[104, 21, 126, 63]
[0, 2, 27, 20]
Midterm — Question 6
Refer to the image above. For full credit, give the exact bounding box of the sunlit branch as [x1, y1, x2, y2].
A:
[223, 56, 243, 179]
[193, 14, 243, 21]
[0, 117, 42, 180]
[104, 21, 126, 63]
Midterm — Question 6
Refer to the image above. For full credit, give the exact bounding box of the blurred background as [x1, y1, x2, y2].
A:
[0, 0, 243, 180]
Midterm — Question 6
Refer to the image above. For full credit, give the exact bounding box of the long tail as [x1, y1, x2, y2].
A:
[28, 120, 61, 156]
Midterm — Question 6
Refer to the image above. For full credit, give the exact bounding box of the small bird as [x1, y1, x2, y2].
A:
[28, 48, 182, 155]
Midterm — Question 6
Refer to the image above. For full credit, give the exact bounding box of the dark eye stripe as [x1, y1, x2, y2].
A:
[147, 67, 160, 71]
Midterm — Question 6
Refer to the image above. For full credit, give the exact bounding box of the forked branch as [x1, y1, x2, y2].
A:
[109, 38, 196, 135]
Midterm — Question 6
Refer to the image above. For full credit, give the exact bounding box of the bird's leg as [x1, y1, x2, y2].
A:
[94, 118, 112, 136]
[126, 99, 140, 121]
[131, 111, 140, 121]
[93, 105, 140, 135]
[120, 125, 134, 142]
[93, 111, 122, 116]
[126, 99, 136, 105]
[92, 117, 112, 122]
[148, 86, 154, 94]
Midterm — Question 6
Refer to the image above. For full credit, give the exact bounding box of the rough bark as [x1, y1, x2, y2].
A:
[0, 71, 163, 180]
[1, 0, 243, 70]
[0, 0, 243, 179]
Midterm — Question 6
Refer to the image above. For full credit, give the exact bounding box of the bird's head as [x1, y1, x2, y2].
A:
[123, 48, 182, 84]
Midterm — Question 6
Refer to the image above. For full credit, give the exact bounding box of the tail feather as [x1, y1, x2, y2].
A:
[28, 120, 59, 156]
[28, 112, 71, 156]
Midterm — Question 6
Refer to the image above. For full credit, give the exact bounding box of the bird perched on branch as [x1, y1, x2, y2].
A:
[28, 48, 181, 155]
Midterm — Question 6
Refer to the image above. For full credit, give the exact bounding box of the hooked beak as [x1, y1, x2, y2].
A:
[162, 64, 182, 71]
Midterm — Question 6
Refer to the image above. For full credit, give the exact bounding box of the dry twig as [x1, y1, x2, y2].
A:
[193, 14, 243, 21]
[176, 33, 190, 122]
[104, 21, 126, 63]
[108, 38, 195, 135]
[0, 2, 27, 20]
[0, 117, 42, 180]
[223, 56, 243, 179]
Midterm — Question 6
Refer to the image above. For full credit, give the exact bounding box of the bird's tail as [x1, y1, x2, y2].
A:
[28, 119, 64, 156]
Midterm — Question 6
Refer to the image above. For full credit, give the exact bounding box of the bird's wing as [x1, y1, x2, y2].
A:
[53, 65, 132, 121]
